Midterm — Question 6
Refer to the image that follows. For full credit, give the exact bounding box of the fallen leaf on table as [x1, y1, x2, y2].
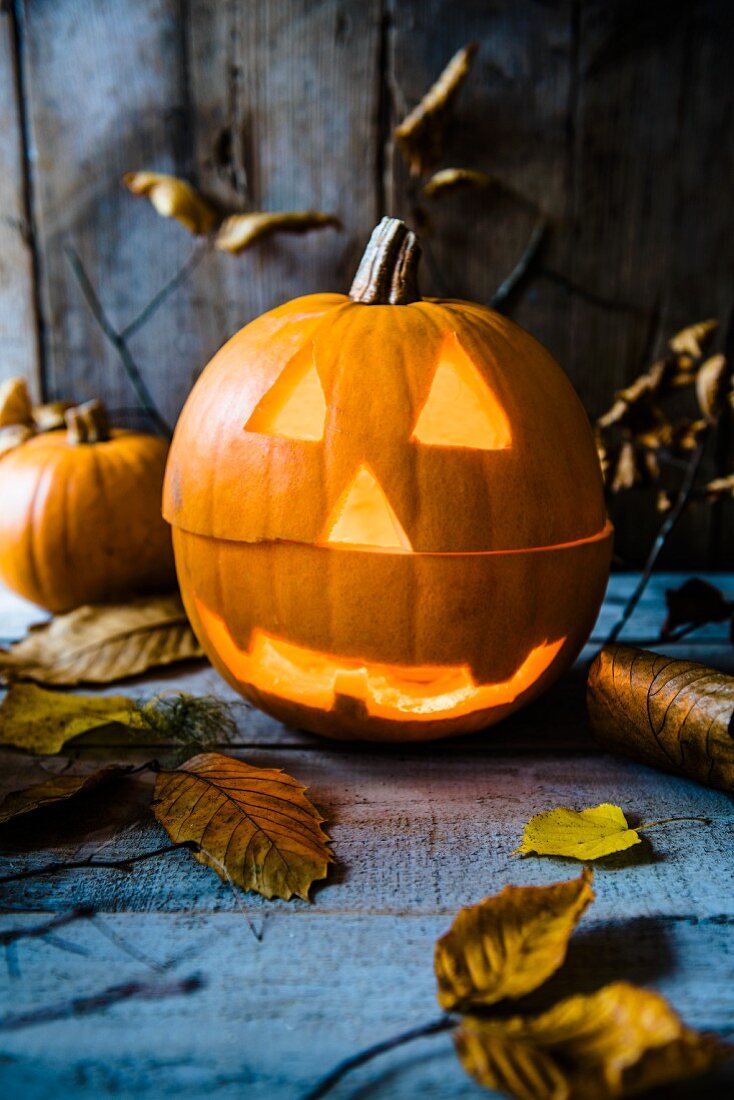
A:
[123, 172, 218, 235]
[668, 318, 717, 359]
[455, 981, 729, 1100]
[514, 804, 641, 861]
[215, 211, 341, 254]
[0, 683, 136, 754]
[588, 645, 734, 793]
[661, 578, 733, 640]
[0, 766, 124, 825]
[0, 594, 204, 685]
[0, 377, 33, 428]
[394, 42, 478, 176]
[434, 869, 593, 1011]
[423, 168, 495, 198]
[696, 353, 729, 421]
[153, 752, 333, 901]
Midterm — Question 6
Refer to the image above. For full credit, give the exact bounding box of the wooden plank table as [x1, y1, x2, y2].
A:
[0, 574, 732, 1099]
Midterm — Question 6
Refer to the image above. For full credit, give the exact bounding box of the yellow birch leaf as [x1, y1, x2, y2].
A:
[515, 804, 641, 861]
[434, 869, 594, 1012]
[0, 594, 203, 685]
[215, 211, 341, 254]
[152, 752, 333, 902]
[0, 683, 137, 755]
[123, 172, 218, 235]
[455, 982, 730, 1100]
[0, 766, 124, 825]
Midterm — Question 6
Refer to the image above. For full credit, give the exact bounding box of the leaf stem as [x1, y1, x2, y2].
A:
[638, 816, 712, 831]
[301, 1016, 454, 1100]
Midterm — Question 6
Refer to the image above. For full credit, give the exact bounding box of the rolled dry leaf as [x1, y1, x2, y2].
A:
[587, 644, 734, 793]
[215, 211, 341, 254]
[668, 318, 717, 359]
[33, 400, 73, 432]
[696, 353, 729, 421]
[0, 423, 34, 457]
[394, 42, 478, 176]
[123, 172, 218, 235]
[423, 168, 495, 199]
[0, 377, 33, 428]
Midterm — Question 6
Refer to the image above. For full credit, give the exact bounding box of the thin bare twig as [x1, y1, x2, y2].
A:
[604, 435, 709, 645]
[0, 906, 94, 946]
[490, 218, 548, 311]
[64, 244, 172, 437]
[0, 974, 203, 1032]
[536, 267, 648, 317]
[301, 1016, 453, 1100]
[0, 841, 199, 886]
[121, 239, 211, 339]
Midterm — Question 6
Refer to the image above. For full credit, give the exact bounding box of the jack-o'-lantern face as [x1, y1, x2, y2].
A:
[164, 219, 612, 741]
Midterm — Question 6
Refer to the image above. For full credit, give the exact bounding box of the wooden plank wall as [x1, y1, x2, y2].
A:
[1, 0, 732, 565]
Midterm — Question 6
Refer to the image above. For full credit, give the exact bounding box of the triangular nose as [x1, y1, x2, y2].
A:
[320, 464, 413, 551]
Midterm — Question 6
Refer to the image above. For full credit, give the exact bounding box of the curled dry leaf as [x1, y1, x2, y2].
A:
[696, 353, 729, 421]
[455, 981, 729, 1100]
[661, 578, 733, 640]
[215, 211, 341, 254]
[394, 42, 478, 176]
[32, 400, 73, 432]
[423, 167, 495, 199]
[434, 869, 593, 1012]
[123, 172, 218, 235]
[588, 645, 734, 793]
[668, 318, 717, 359]
[0, 683, 136, 755]
[0, 423, 34, 457]
[153, 752, 333, 901]
[609, 441, 648, 493]
[514, 804, 641, 861]
[704, 472, 734, 500]
[0, 376, 33, 428]
[0, 766, 124, 826]
[0, 594, 203, 685]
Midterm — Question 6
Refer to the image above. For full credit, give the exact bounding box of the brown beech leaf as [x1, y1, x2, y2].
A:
[455, 981, 729, 1100]
[0, 766, 124, 825]
[669, 318, 717, 359]
[514, 804, 641, 861]
[661, 578, 733, 640]
[434, 869, 593, 1012]
[215, 211, 341, 254]
[423, 167, 495, 199]
[696, 353, 729, 421]
[0, 594, 203, 685]
[609, 441, 649, 493]
[152, 752, 333, 901]
[0, 683, 137, 754]
[0, 376, 33, 428]
[394, 42, 478, 176]
[588, 645, 734, 793]
[123, 172, 218, 235]
[704, 472, 734, 500]
[0, 423, 34, 457]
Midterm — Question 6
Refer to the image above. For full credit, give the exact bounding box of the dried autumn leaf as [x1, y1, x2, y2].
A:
[610, 441, 646, 493]
[661, 578, 733, 640]
[0, 376, 33, 428]
[434, 869, 593, 1012]
[669, 318, 717, 359]
[455, 982, 729, 1100]
[704, 472, 734, 500]
[32, 400, 73, 432]
[596, 373, 659, 432]
[0, 683, 136, 754]
[696, 353, 729, 421]
[514, 804, 641, 861]
[423, 168, 495, 199]
[0, 594, 203, 685]
[153, 752, 332, 901]
[0, 423, 33, 457]
[215, 211, 340, 254]
[0, 766, 124, 825]
[394, 42, 478, 176]
[123, 172, 218, 235]
[588, 645, 734, 793]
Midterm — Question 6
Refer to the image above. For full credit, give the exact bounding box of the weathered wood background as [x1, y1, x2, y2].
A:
[1, 0, 733, 565]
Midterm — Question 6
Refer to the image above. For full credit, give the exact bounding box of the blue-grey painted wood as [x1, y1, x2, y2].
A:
[0, 574, 733, 1098]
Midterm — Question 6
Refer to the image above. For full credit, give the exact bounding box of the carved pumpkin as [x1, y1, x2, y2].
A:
[0, 397, 176, 612]
[164, 218, 612, 741]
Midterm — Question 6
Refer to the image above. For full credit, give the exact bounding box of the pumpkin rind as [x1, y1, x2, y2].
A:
[0, 430, 175, 612]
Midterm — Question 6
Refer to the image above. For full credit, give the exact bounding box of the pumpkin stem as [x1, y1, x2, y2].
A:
[349, 217, 422, 305]
[65, 399, 111, 444]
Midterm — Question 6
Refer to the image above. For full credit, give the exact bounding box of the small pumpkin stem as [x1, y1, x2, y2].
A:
[349, 217, 422, 305]
[65, 399, 111, 444]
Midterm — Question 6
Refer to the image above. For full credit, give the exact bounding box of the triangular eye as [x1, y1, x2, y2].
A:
[245, 344, 326, 441]
[411, 334, 511, 450]
[320, 464, 413, 551]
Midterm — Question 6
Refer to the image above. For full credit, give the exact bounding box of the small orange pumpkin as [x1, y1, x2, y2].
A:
[164, 218, 612, 741]
[0, 394, 175, 612]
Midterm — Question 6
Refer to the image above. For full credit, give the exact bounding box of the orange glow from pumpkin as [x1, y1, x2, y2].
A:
[411, 333, 512, 450]
[245, 344, 326, 441]
[194, 597, 564, 722]
[319, 464, 413, 551]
